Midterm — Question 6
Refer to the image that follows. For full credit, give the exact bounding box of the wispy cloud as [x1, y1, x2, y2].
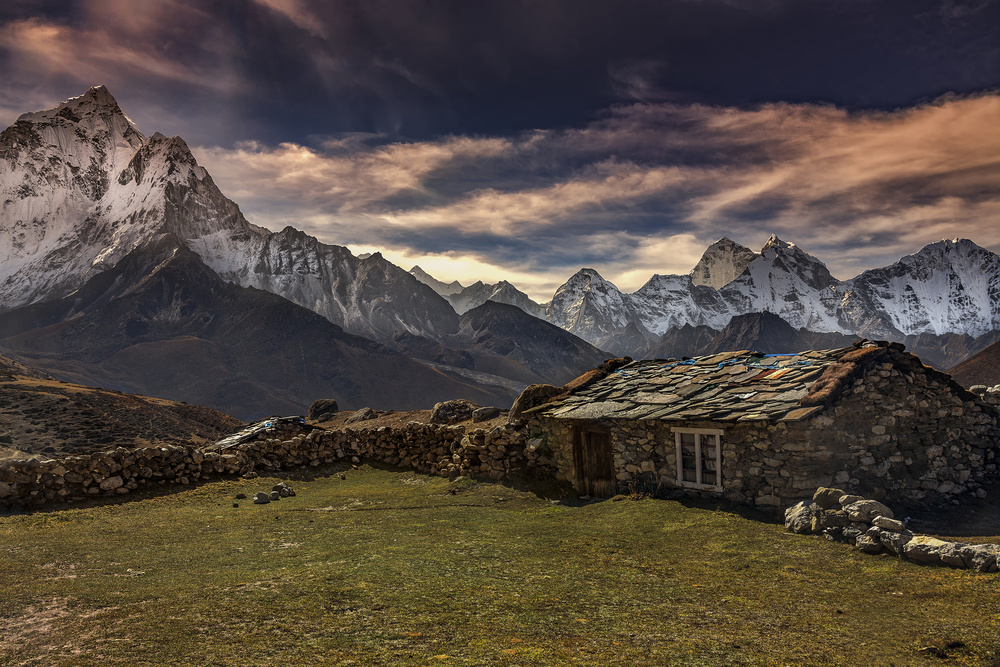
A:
[195, 93, 1000, 298]
[0, 6, 242, 92]
[251, 0, 326, 37]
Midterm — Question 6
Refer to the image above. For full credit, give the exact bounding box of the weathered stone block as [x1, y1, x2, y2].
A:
[844, 499, 894, 522]
[812, 487, 847, 509]
[872, 515, 906, 531]
[902, 536, 951, 564]
[784, 500, 816, 533]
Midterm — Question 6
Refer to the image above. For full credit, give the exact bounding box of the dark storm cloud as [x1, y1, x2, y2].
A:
[2, 0, 999, 297]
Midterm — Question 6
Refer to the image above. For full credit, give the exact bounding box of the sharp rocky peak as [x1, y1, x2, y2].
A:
[17, 85, 138, 131]
[761, 234, 793, 253]
[690, 236, 758, 289]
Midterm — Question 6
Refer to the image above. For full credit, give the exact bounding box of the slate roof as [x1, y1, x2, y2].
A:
[533, 347, 858, 423]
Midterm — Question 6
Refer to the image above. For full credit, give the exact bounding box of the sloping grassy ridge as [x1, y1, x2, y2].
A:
[1, 465, 998, 666]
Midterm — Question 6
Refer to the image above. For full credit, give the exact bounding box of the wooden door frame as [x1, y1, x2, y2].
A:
[572, 422, 614, 497]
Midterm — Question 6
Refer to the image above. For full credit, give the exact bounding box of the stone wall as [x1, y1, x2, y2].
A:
[0, 419, 539, 509]
[526, 363, 1000, 508]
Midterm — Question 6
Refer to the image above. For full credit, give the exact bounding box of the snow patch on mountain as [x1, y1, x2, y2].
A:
[410, 266, 465, 296]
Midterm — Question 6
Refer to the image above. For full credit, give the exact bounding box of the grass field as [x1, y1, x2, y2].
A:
[2, 464, 999, 666]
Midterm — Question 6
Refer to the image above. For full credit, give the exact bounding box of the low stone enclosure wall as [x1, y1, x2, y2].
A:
[0, 417, 551, 509]
[786, 487, 1000, 573]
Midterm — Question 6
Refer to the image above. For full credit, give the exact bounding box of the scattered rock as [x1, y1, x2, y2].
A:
[308, 398, 339, 421]
[784, 500, 816, 534]
[854, 534, 883, 554]
[872, 515, 906, 531]
[345, 407, 377, 424]
[843, 499, 894, 522]
[429, 399, 481, 424]
[962, 544, 1000, 573]
[902, 535, 952, 564]
[812, 487, 847, 510]
[472, 406, 502, 422]
[269, 491, 280, 501]
[235, 493, 247, 500]
[868, 526, 913, 555]
[811, 509, 850, 532]
[253, 492, 270, 504]
[838, 494, 864, 508]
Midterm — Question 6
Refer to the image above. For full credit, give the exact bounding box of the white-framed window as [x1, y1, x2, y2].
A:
[674, 428, 723, 491]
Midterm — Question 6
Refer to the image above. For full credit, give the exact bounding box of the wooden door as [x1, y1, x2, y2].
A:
[573, 426, 614, 497]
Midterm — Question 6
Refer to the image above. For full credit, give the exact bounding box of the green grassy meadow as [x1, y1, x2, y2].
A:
[1, 465, 998, 666]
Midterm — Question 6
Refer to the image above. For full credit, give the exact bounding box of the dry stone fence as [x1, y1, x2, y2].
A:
[0, 409, 555, 508]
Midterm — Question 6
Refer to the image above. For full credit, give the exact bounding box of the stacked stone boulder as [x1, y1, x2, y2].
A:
[785, 487, 1000, 573]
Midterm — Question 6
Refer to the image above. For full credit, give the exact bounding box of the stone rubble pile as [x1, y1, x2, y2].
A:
[785, 486, 1000, 572]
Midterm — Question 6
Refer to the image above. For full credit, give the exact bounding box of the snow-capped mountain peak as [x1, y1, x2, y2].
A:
[1, 88, 458, 344]
[410, 265, 465, 296]
[689, 236, 758, 289]
[841, 237, 1000, 337]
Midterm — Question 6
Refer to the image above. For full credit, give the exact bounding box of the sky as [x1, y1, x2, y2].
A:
[2, 0, 1000, 300]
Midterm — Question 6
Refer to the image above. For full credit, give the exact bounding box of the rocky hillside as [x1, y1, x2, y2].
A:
[0, 353, 242, 459]
[948, 340, 1000, 388]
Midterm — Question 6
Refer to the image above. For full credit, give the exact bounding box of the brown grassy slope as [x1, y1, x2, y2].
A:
[0, 353, 242, 459]
[948, 339, 1000, 388]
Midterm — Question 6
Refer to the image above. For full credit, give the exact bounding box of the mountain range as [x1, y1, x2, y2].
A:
[1, 86, 998, 419]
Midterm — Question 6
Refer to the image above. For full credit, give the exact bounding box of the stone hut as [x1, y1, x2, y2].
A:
[524, 341, 1000, 507]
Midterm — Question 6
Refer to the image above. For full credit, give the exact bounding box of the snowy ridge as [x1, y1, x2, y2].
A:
[841, 239, 1000, 338]
[410, 266, 464, 296]
[4, 88, 1000, 351]
[446, 280, 545, 318]
[0, 88, 456, 343]
[543, 236, 1000, 347]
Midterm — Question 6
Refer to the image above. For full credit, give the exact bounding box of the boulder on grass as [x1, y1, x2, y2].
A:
[345, 407, 377, 424]
[843, 499, 894, 522]
[784, 500, 816, 534]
